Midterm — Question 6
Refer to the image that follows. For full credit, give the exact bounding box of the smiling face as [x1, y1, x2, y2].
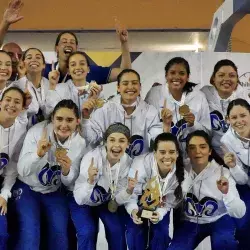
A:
[0, 52, 12, 83]
[106, 132, 129, 163]
[117, 72, 141, 104]
[165, 63, 189, 93]
[227, 105, 250, 138]
[155, 140, 178, 174]
[52, 107, 79, 141]
[68, 53, 89, 81]
[23, 49, 45, 74]
[2, 43, 22, 75]
[212, 66, 238, 98]
[0, 89, 24, 119]
[56, 33, 77, 61]
[187, 136, 212, 169]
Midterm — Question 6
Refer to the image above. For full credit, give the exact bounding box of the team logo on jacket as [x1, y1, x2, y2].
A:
[185, 193, 218, 217]
[0, 153, 9, 170]
[170, 120, 188, 142]
[90, 184, 111, 203]
[31, 109, 45, 126]
[126, 135, 144, 158]
[38, 163, 61, 186]
[210, 111, 229, 133]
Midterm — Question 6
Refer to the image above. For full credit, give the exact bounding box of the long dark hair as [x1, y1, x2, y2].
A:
[165, 57, 197, 93]
[153, 133, 184, 200]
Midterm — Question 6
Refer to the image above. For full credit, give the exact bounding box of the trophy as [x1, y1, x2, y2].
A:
[137, 176, 161, 219]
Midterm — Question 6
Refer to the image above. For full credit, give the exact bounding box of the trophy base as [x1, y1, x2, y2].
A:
[137, 208, 154, 219]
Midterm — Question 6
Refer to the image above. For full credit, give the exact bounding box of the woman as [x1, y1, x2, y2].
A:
[126, 133, 185, 250]
[0, 50, 13, 96]
[12, 47, 50, 126]
[45, 51, 103, 116]
[201, 59, 249, 159]
[168, 130, 245, 250]
[0, 87, 28, 250]
[221, 99, 250, 250]
[9, 99, 86, 250]
[145, 57, 211, 153]
[73, 123, 137, 250]
[81, 69, 167, 158]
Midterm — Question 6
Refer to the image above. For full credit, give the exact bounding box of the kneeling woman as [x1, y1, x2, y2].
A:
[0, 87, 29, 250]
[73, 123, 137, 250]
[125, 133, 185, 250]
[168, 130, 246, 250]
[9, 99, 86, 250]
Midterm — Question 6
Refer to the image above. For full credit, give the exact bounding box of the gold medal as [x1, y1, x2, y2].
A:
[108, 199, 118, 213]
[95, 99, 105, 109]
[179, 104, 190, 116]
[55, 147, 67, 158]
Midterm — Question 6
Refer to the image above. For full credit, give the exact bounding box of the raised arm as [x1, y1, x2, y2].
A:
[108, 20, 131, 83]
[0, 0, 24, 47]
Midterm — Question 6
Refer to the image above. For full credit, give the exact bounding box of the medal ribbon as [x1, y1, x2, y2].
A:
[107, 161, 121, 200]
[153, 157, 169, 204]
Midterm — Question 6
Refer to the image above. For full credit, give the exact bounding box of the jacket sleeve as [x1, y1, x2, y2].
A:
[185, 92, 212, 135]
[0, 138, 24, 201]
[223, 175, 246, 219]
[44, 89, 64, 117]
[144, 86, 160, 110]
[61, 140, 86, 187]
[80, 106, 107, 145]
[17, 127, 48, 177]
[221, 137, 248, 185]
[147, 106, 163, 141]
[115, 170, 131, 206]
[73, 152, 97, 205]
[125, 157, 147, 215]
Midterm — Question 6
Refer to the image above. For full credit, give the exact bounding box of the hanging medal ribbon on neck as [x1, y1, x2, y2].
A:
[168, 90, 190, 116]
[153, 157, 169, 207]
[107, 160, 121, 213]
[56, 63, 68, 83]
[30, 78, 46, 107]
[53, 131, 72, 159]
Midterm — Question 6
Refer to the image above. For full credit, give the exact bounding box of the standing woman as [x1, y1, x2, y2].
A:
[0, 86, 28, 250]
[73, 123, 137, 250]
[9, 99, 86, 250]
[221, 99, 250, 250]
[45, 51, 102, 116]
[0, 50, 13, 96]
[12, 47, 50, 126]
[168, 130, 245, 250]
[145, 57, 211, 152]
[201, 59, 249, 160]
[126, 133, 185, 250]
